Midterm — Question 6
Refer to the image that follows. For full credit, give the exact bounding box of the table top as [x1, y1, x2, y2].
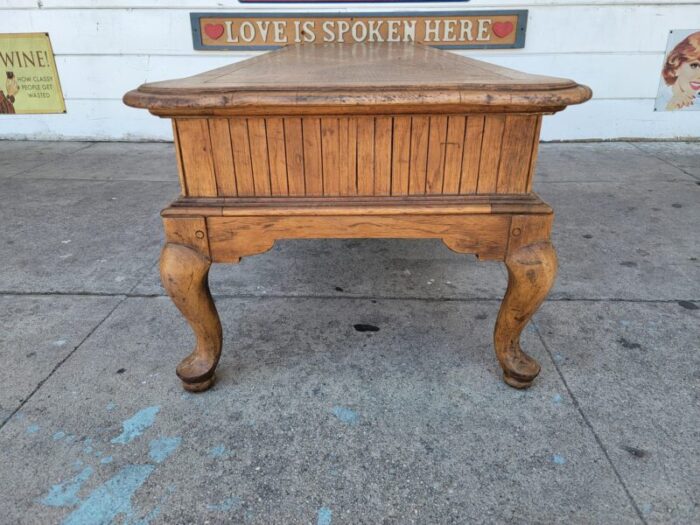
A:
[124, 43, 591, 114]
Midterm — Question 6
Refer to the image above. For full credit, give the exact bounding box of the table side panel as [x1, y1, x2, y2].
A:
[206, 214, 511, 263]
[173, 114, 542, 198]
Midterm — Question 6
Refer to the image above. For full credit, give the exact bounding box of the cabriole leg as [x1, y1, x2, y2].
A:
[160, 243, 222, 392]
[494, 241, 557, 389]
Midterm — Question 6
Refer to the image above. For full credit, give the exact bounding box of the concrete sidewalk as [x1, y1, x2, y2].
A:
[0, 140, 698, 524]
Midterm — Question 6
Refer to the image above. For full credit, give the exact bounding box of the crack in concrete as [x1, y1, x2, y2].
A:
[533, 321, 648, 525]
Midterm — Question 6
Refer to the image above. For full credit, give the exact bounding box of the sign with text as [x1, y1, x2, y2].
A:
[191, 11, 527, 51]
[0, 33, 65, 114]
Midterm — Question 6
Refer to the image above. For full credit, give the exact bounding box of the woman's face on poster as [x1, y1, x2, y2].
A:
[676, 59, 700, 93]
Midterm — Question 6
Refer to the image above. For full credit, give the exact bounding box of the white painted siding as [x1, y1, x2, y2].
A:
[1, 1, 699, 141]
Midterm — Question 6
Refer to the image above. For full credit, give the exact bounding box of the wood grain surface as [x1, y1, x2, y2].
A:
[124, 43, 592, 115]
[173, 114, 541, 198]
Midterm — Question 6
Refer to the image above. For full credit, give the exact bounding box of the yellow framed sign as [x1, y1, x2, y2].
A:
[0, 33, 66, 114]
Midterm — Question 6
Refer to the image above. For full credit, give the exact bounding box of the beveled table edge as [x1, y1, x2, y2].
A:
[124, 85, 592, 116]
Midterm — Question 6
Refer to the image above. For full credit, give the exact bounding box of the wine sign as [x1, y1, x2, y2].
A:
[191, 11, 527, 51]
[0, 33, 65, 114]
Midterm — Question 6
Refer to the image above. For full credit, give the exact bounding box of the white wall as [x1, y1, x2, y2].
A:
[0, 1, 699, 141]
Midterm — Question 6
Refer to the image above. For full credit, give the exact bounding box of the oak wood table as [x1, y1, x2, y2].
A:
[124, 43, 591, 392]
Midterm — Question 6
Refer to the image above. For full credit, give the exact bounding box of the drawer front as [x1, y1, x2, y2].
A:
[173, 114, 541, 198]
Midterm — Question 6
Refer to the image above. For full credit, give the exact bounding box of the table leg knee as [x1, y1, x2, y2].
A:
[160, 243, 222, 392]
[494, 241, 557, 389]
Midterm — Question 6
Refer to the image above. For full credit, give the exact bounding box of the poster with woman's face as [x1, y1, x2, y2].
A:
[655, 29, 700, 111]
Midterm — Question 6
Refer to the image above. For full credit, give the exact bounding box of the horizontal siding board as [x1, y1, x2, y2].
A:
[51, 54, 664, 102]
[0, 98, 696, 142]
[4, 2, 699, 142]
[34, 1, 700, 7]
[3, 7, 696, 55]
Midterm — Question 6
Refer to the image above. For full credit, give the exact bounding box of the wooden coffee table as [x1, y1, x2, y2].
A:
[124, 43, 590, 392]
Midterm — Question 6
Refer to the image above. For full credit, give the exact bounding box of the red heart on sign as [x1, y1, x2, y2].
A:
[204, 23, 225, 40]
[492, 21, 514, 38]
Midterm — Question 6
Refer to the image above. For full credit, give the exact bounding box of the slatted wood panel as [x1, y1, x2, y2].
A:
[174, 114, 542, 198]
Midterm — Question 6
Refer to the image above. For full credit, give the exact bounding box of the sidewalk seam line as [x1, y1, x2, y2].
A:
[628, 142, 700, 182]
[0, 294, 128, 432]
[0, 291, 697, 304]
[0, 260, 158, 431]
[8, 142, 97, 179]
[533, 322, 647, 525]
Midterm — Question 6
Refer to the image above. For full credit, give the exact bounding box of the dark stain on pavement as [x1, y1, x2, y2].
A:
[618, 337, 641, 350]
[678, 301, 698, 310]
[354, 324, 380, 333]
[621, 445, 649, 458]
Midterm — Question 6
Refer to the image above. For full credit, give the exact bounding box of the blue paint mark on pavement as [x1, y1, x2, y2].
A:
[148, 437, 182, 463]
[100, 456, 113, 465]
[111, 406, 160, 444]
[331, 406, 358, 425]
[552, 394, 562, 404]
[208, 444, 226, 458]
[552, 454, 567, 465]
[53, 431, 67, 441]
[317, 507, 332, 525]
[40, 467, 94, 508]
[61, 464, 155, 525]
[26, 424, 40, 434]
[105, 402, 116, 411]
[207, 497, 241, 512]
